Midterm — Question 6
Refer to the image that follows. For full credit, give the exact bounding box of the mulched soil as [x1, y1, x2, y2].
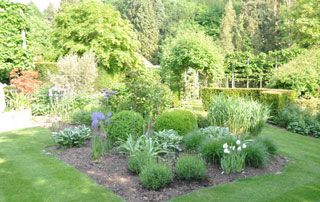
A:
[50, 144, 288, 202]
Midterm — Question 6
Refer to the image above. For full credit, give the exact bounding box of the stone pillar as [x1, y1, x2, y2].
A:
[0, 83, 6, 113]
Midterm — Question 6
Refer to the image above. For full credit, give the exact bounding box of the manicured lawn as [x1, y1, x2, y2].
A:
[172, 125, 320, 202]
[0, 127, 122, 202]
[0, 126, 319, 202]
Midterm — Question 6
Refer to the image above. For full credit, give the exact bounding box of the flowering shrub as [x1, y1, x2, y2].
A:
[220, 140, 247, 174]
[9, 68, 42, 94]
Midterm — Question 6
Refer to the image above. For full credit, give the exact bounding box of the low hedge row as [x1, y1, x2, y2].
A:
[201, 88, 296, 116]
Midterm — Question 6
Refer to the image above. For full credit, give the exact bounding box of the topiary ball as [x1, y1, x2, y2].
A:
[154, 109, 198, 136]
[107, 110, 144, 142]
[176, 155, 207, 181]
[139, 163, 173, 190]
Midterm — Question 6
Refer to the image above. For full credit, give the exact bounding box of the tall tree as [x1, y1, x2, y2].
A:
[220, 0, 236, 53]
[123, 0, 160, 62]
[53, 0, 140, 73]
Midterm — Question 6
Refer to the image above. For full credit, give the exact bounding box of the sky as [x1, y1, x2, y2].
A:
[12, 0, 61, 11]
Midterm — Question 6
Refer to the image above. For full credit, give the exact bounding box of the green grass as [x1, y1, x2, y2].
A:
[1, 126, 319, 202]
[172, 125, 320, 202]
[0, 127, 122, 202]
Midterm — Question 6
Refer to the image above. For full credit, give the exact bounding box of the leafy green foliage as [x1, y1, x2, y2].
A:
[269, 47, 320, 97]
[201, 87, 296, 117]
[121, 0, 160, 61]
[175, 155, 207, 181]
[0, 1, 33, 82]
[53, 0, 139, 73]
[183, 130, 206, 152]
[154, 109, 198, 136]
[124, 68, 173, 117]
[283, 0, 320, 47]
[128, 151, 156, 174]
[208, 95, 270, 136]
[256, 137, 278, 156]
[161, 30, 224, 92]
[245, 142, 269, 168]
[154, 129, 182, 153]
[200, 138, 226, 164]
[91, 135, 104, 160]
[139, 163, 173, 190]
[107, 111, 144, 142]
[52, 126, 91, 147]
[274, 104, 320, 138]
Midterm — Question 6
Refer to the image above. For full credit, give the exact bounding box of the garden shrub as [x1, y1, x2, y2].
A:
[245, 142, 269, 168]
[124, 68, 174, 117]
[208, 95, 269, 136]
[50, 52, 98, 94]
[52, 126, 91, 147]
[274, 104, 320, 138]
[108, 111, 144, 142]
[201, 88, 296, 116]
[128, 152, 156, 174]
[200, 138, 228, 164]
[256, 137, 278, 156]
[199, 126, 230, 138]
[154, 109, 198, 135]
[183, 130, 206, 152]
[268, 47, 320, 97]
[175, 155, 207, 181]
[139, 163, 173, 190]
[196, 113, 210, 128]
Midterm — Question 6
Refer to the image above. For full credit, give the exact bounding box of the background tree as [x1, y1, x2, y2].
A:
[161, 30, 224, 95]
[121, 0, 160, 62]
[220, 0, 236, 53]
[53, 0, 140, 73]
[0, 0, 33, 83]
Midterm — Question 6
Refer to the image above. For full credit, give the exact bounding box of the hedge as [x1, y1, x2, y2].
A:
[201, 88, 296, 116]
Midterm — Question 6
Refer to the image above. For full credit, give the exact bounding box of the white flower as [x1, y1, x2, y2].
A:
[223, 143, 228, 149]
[236, 140, 241, 145]
[224, 149, 230, 154]
[237, 147, 242, 151]
[242, 144, 247, 149]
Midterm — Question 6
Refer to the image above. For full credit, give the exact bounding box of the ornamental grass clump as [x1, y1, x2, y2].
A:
[208, 95, 270, 136]
[128, 152, 156, 174]
[220, 140, 247, 174]
[245, 141, 270, 168]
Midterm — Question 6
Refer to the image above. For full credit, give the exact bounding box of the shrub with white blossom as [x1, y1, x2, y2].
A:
[220, 140, 247, 174]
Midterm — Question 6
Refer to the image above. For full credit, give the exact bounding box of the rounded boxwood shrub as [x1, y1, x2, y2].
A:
[128, 152, 155, 174]
[154, 109, 198, 135]
[245, 142, 269, 168]
[107, 110, 144, 142]
[176, 155, 207, 181]
[139, 163, 173, 190]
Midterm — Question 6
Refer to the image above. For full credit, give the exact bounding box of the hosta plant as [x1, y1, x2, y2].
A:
[52, 126, 91, 147]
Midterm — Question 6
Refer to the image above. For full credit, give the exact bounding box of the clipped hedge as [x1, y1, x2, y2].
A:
[201, 88, 296, 116]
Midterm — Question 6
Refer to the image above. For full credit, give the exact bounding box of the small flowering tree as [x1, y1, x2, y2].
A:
[91, 111, 112, 160]
[221, 140, 247, 174]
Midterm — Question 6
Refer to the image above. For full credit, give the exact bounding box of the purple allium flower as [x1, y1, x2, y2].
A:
[91, 112, 105, 121]
[91, 119, 99, 129]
